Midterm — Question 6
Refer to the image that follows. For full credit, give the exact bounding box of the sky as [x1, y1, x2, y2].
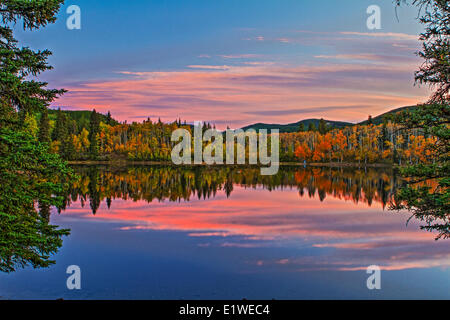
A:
[16, 0, 431, 129]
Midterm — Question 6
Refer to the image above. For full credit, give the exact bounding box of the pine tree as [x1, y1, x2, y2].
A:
[397, 0, 449, 103]
[391, 0, 449, 239]
[298, 122, 305, 132]
[38, 109, 51, 143]
[89, 109, 100, 159]
[52, 108, 69, 157]
[318, 119, 327, 134]
[106, 111, 112, 125]
[0, 0, 72, 272]
[52, 108, 67, 140]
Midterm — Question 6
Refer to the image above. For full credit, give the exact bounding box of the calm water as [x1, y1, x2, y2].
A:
[1, 165, 449, 299]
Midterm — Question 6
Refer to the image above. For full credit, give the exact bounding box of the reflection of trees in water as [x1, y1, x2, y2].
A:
[59, 165, 401, 215]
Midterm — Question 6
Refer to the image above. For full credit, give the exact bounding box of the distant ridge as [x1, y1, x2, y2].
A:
[50, 105, 418, 133]
[241, 119, 352, 133]
[240, 105, 418, 133]
[358, 105, 416, 125]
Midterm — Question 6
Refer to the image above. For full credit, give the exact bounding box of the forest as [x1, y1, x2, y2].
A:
[31, 107, 439, 166]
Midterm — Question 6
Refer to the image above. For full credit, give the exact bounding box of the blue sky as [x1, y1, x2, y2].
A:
[15, 0, 430, 127]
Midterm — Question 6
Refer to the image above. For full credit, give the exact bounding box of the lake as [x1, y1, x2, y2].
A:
[0, 165, 449, 299]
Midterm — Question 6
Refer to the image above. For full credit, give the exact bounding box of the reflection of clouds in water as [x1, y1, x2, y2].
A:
[60, 185, 450, 272]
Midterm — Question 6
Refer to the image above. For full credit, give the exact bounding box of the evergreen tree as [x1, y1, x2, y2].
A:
[52, 108, 69, 157]
[391, 0, 449, 239]
[318, 119, 327, 134]
[63, 134, 76, 160]
[0, 0, 72, 272]
[397, 0, 449, 103]
[38, 109, 51, 143]
[391, 104, 449, 239]
[308, 122, 316, 132]
[298, 122, 305, 132]
[89, 109, 100, 159]
[52, 108, 67, 140]
[106, 111, 112, 125]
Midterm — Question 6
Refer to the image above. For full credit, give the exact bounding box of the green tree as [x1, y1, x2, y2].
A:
[52, 108, 70, 157]
[318, 119, 327, 134]
[391, 0, 449, 239]
[38, 109, 51, 143]
[298, 122, 305, 132]
[390, 104, 449, 239]
[0, 0, 66, 124]
[0, 0, 72, 272]
[308, 122, 316, 132]
[52, 108, 67, 140]
[379, 119, 389, 154]
[89, 109, 100, 159]
[397, 0, 449, 103]
[106, 110, 112, 125]
[0, 128, 71, 272]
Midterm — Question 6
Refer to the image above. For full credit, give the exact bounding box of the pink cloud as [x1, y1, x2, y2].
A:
[53, 30, 430, 128]
[340, 31, 419, 41]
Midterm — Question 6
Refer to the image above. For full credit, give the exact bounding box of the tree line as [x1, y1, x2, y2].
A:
[30, 108, 439, 166]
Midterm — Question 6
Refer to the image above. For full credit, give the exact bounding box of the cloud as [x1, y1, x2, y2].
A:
[244, 105, 372, 117]
[340, 31, 418, 41]
[219, 54, 260, 59]
[55, 60, 429, 127]
[187, 65, 231, 70]
[53, 29, 429, 128]
[314, 54, 385, 61]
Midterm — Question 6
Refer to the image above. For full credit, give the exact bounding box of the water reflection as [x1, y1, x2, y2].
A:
[56, 165, 449, 273]
[2, 165, 449, 299]
[61, 165, 401, 214]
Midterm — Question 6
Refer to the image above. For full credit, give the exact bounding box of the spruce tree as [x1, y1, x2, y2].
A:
[38, 109, 51, 143]
[298, 122, 305, 132]
[52, 108, 69, 157]
[0, 0, 72, 272]
[391, 0, 449, 239]
[396, 0, 449, 103]
[89, 109, 100, 159]
[318, 118, 327, 134]
[106, 111, 112, 125]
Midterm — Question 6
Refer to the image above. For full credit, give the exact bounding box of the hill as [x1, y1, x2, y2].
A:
[49, 105, 418, 134]
[47, 109, 118, 133]
[240, 118, 352, 133]
[240, 105, 418, 133]
[358, 105, 416, 125]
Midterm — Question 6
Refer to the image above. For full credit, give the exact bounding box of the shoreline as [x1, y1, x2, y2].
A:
[67, 160, 393, 168]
